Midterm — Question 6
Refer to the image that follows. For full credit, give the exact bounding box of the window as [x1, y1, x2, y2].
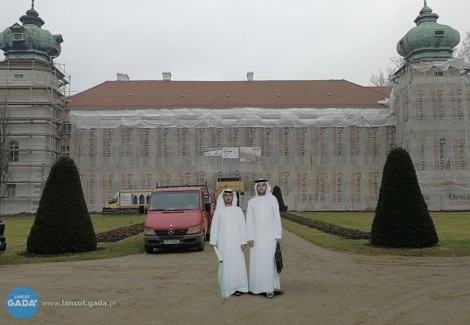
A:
[62, 123, 71, 134]
[14, 74, 24, 79]
[9, 140, 19, 162]
[5, 184, 16, 198]
[13, 33, 24, 41]
[434, 30, 444, 37]
[61, 145, 70, 156]
[150, 191, 200, 211]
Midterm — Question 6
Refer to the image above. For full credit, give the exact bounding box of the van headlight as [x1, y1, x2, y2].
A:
[187, 225, 201, 234]
[144, 227, 155, 235]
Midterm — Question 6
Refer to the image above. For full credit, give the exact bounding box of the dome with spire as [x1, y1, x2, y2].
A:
[0, 1, 63, 63]
[397, 1, 460, 63]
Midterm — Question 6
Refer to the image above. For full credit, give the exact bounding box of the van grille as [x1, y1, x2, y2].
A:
[155, 229, 187, 237]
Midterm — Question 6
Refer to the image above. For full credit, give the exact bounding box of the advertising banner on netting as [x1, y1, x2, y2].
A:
[390, 68, 470, 210]
[70, 114, 396, 211]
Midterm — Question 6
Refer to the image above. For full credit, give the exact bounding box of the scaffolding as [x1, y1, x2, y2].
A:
[0, 59, 70, 214]
[390, 58, 470, 210]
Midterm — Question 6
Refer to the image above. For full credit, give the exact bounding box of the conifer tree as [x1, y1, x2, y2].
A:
[370, 148, 438, 248]
[27, 156, 96, 254]
[272, 185, 288, 212]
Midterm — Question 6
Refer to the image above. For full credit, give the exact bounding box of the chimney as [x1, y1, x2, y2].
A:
[117, 73, 130, 81]
[247, 71, 254, 81]
[162, 72, 172, 81]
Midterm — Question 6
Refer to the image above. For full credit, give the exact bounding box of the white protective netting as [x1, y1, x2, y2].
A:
[391, 59, 470, 210]
[69, 107, 395, 212]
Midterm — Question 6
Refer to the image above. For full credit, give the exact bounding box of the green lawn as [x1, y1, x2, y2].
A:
[2, 211, 470, 265]
[0, 214, 145, 265]
[285, 211, 470, 256]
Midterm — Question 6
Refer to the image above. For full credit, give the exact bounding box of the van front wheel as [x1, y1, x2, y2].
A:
[196, 237, 205, 251]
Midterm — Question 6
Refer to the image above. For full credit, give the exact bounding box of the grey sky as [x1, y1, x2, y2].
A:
[1, 0, 469, 94]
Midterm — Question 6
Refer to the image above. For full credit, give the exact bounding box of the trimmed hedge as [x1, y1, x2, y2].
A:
[282, 212, 370, 240]
[370, 148, 438, 248]
[96, 223, 144, 242]
[27, 157, 97, 254]
[273, 185, 288, 212]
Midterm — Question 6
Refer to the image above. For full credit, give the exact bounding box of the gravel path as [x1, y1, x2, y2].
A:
[1, 230, 470, 324]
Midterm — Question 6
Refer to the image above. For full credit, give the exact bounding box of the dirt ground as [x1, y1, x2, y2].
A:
[1, 230, 470, 325]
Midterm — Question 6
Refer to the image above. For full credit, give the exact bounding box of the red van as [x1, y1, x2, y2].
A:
[144, 184, 214, 253]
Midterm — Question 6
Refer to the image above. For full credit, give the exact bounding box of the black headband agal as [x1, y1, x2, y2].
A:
[223, 190, 234, 194]
[254, 179, 267, 184]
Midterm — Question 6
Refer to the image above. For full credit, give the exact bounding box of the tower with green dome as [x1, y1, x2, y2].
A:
[0, 0, 63, 62]
[397, 0, 460, 63]
[0, 1, 71, 214]
[390, 1, 470, 210]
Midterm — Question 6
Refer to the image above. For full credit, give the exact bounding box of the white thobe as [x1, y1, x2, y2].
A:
[246, 195, 282, 294]
[210, 206, 248, 298]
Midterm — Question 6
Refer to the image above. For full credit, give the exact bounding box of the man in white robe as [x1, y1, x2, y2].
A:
[246, 179, 282, 298]
[210, 189, 248, 298]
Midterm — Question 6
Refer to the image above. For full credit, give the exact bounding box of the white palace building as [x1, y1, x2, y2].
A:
[1, 1, 470, 214]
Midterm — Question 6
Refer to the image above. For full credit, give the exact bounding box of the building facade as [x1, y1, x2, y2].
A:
[1, 2, 470, 214]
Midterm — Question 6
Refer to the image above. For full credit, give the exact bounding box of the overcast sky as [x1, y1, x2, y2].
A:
[1, 0, 469, 94]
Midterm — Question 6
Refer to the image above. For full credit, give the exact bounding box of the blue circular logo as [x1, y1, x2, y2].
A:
[6, 287, 39, 320]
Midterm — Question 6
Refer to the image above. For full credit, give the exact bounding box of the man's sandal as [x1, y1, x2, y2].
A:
[266, 292, 274, 298]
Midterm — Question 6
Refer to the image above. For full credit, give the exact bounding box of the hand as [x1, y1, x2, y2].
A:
[241, 244, 246, 251]
[247, 240, 254, 247]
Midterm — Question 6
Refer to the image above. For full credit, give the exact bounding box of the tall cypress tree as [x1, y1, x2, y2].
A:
[27, 156, 96, 254]
[272, 185, 288, 212]
[370, 148, 438, 248]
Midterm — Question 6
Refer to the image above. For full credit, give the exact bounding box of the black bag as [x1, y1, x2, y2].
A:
[275, 242, 283, 273]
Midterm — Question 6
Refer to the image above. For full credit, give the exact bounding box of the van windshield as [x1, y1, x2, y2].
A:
[150, 191, 200, 211]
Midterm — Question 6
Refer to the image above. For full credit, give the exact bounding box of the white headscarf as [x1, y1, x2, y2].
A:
[216, 188, 238, 209]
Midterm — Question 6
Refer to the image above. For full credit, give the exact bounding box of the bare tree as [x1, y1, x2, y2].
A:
[369, 56, 405, 86]
[369, 70, 390, 87]
[371, 33, 469, 86]
[455, 31, 470, 62]
[0, 99, 10, 205]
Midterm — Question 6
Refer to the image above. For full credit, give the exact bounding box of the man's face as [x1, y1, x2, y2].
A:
[256, 182, 267, 195]
[223, 193, 233, 206]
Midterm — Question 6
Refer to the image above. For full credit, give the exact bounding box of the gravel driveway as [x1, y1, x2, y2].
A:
[1, 230, 470, 324]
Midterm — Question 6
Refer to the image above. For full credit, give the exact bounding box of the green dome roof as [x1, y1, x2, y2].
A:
[397, 1, 460, 63]
[0, 2, 63, 63]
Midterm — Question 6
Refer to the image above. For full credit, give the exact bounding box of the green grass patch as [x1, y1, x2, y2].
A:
[286, 211, 470, 256]
[0, 214, 145, 265]
[3, 211, 470, 264]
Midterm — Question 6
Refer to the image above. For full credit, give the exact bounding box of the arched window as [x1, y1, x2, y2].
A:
[9, 140, 19, 162]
